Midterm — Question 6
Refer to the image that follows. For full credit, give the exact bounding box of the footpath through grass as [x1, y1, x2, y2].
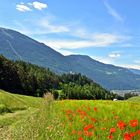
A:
[1, 90, 140, 140]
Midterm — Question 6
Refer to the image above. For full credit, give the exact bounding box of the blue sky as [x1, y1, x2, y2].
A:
[0, 0, 140, 69]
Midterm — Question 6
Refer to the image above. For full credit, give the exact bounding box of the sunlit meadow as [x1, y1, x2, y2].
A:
[1, 90, 140, 140]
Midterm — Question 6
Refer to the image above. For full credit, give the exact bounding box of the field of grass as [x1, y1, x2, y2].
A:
[1, 90, 140, 140]
[128, 96, 140, 102]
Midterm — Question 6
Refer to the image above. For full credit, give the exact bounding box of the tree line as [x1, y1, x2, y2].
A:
[0, 55, 128, 100]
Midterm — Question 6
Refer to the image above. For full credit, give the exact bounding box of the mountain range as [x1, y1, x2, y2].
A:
[0, 27, 140, 90]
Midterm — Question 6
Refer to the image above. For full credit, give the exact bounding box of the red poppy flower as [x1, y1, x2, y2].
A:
[137, 130, 140, 135]
[78, 131, 82, 136]
[108, 135, 113, 139]
[84, 124, 94, 131]
[101, 127, 107, 131]
[129, 132, 135, 137]
[78, 137, 83, 140]
[80, 111, 87, 116]
[91, 117, 97, 122]
[87, 107, 91, 110]
[117, 121, 127, 130]
[110, 128, 116, 134]
[94, 107, 97, 111]
[129, 120, 138, 127]
[84, 131, 93, 137]
[124, 132, 132, 140]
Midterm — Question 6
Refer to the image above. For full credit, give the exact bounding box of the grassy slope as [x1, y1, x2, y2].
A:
[1, 90, 140, 140]
[0, 89, 43, 125]
[0, 90, 40, 138]
[0, 90, 42, 110]
[128, 96, 140, 102]
[0, 90, 64, 140]
[0, 90, 42, 130]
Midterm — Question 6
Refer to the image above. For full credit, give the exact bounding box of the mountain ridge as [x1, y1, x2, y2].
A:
[129, 68, 140, 75]
[0, 27, 140, 90]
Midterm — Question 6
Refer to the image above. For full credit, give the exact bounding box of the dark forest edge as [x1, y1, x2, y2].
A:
[0, 55, 138, 100]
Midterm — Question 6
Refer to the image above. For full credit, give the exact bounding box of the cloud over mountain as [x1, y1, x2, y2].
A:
[16, 1, 48, 12]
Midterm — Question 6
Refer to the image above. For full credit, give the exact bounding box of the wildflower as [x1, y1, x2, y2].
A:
[117, 121, 127, 130]
[91, 117, 97, 123]
[124, 132, 132, 140]
[137, 130, 140, 135]
[87, 107, 91, 110]
[79, 111, 87, 117]
[101, 127, 107, 131]
[84, 131, 93, 137]
[78, 131, 82, 136]
[114, 116, 119, 119]
[94, 107, 97, 111]
[129, 132, 135, 137]
[84, 124, 94, 131]
[66, 109, 72, 115]
[72, 130, 76, 134]
[110, 128, 116, 134]
[78, 137, 83, 140]
[129, 120, 138, 127]
[108, 135, 113, 139]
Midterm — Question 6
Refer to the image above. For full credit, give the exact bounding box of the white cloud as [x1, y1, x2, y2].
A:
[10, 10, 129, 50]
[104, 1, 123, 21]
[16, 3, 31, 12]
[91, 56, 114, 64]
[39, 19, 69, 33]
[40, 33, 123, 50]
[16, 1, 48, 12]
[32, 1, 48, 10]
[91, 56, 140, 70]
[108, 52, 121, 58]
[54, 49, 76, 56]
[73, 29, 88, 38]
[27, 3, 33, 6]
[120, 65, 140, 70]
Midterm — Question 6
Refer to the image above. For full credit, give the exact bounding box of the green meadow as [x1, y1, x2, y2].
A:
[0, 90, 140, 140]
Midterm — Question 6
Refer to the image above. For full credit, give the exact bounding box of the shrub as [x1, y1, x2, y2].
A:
[0, 104, 11, 114]
[51, 90, 59, 100]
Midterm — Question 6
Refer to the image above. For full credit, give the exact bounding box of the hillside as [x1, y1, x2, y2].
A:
[129, 68, 140, 75]
[0, 90, 58, 139]
[0, 90, 42, 113]
[0, 90, 43, 135]
[0, 27, 69, 73]
[0, 55, 113, 100]
[128, 96, 140, 102]
[1, 27, 140, 90]
[65, 55, 140, 90]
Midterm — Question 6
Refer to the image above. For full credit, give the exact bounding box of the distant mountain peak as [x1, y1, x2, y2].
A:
[1, 27, 140, 90]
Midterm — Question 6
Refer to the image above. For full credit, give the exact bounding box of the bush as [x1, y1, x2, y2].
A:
[0, 104, 11, 114]
[51, 90, 59, 100]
